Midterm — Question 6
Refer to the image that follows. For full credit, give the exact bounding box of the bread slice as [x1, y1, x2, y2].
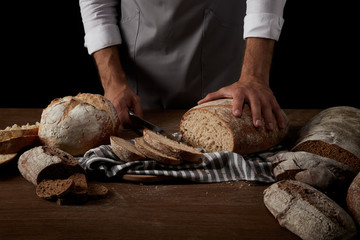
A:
[143, 129, 202, 162]
[264, 180, 357, 240]
[87, 184, 109, 200]
[0, 122, 40, 154]
[36, 179, 74, 200]
[134, 137, 181, 165]
[57, 173, 88, 205]
[110, 136, 146, 162]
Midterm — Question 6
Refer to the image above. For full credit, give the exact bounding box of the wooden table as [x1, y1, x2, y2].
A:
[0, 108, 321, 240]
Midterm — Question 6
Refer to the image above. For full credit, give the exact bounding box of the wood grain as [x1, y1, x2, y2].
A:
[0, 108, 314, 240]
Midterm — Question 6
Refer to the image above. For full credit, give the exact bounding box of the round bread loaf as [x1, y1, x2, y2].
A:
[347, 172, 360, 226]
[264, 180, 357, 240]
[292, 106, 360, 172]
[39, 93, 120, 156]
[179, 99, 289, 154]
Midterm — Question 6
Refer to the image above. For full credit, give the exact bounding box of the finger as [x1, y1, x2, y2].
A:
[132, 95, 143, 118]
[262, 105, 276, 131]
[197, 89, 229, 105]
[271, 101, 286, 129]
[232, 94, 244, 117]
[248, 97, 263, 128]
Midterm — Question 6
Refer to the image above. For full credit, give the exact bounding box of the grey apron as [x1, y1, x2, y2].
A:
[118, 0, 245, 109]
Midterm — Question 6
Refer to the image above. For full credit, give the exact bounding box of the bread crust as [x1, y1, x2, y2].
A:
[264, 180, 357, 240]
[347, 172, 360, 226]
[39, 93, 120, 156]
[180, 99, 289, 154]
[292, 106, 360, 171]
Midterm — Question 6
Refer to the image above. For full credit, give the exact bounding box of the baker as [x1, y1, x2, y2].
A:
[79, 0, 287, 130]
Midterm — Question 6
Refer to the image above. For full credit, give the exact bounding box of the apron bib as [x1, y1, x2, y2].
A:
[118, 0, 245, 109]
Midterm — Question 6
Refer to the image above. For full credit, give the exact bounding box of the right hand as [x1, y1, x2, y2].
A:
[104, 82, 143, 129]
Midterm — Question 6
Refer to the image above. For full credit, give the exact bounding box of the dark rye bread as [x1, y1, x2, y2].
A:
[180, 99, 289, 154]
[292, 106, 360, 172]
[36, 179, 74, 200]
[18, 146, 84, 185]
[264, 180, 357, 240]
[347, 172, 360, 226]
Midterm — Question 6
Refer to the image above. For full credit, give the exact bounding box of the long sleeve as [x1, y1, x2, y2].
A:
[79, 0, 121, 55]
[243, 0, 287, 41]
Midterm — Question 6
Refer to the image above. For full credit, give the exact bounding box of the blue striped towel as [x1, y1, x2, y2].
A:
[77, 144, 285, 183]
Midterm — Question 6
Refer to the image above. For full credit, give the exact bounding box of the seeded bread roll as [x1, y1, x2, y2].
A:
[110, 136, 146, 162]
[143, 129, 202, 162]
[347, 172, 360, 226]
[292, 106, 360, 172]
[18, 146, 84, 185]
[39, 93, 120, 156]
[180, 99, 289, 154]
[264, 180, 357, 240]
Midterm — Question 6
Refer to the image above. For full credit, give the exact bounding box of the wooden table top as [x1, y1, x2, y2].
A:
[0, 108, 322, 240]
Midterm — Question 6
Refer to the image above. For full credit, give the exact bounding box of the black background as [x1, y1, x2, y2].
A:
[1, 1, 359, 109]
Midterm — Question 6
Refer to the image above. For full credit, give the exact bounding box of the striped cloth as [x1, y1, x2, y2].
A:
[77, 144, 286, 183]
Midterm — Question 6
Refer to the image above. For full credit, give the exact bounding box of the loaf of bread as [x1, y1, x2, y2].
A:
[110, 136, 146, 162]
[292, 106, 360, 172]
[18, 146, 84, 185]
[179, 99, 289, 154]
[271, 151, 356, 194]
[38, 93, 120, 156]
[264, 180, 357, 240]
[143, 129, 202, 162]
[0, 122, 40, 154]
[347, 172, 360, 226]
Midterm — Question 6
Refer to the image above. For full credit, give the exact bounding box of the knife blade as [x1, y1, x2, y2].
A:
[128, 110, 179, 142]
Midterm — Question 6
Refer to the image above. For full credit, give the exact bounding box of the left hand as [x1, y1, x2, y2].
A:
[198, 76, 286, 131]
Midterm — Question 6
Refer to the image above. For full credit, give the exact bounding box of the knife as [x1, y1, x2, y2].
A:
[128, 110, 179, 142]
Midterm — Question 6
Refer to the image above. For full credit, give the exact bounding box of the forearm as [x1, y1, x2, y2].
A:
[93, 46, 127, 91]
[240, 37, 275, 86]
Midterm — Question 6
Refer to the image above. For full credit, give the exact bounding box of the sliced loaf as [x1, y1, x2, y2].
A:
[110, 136, 146, 162]
[134, 137, 181, 165]
[143, 129, 202, 162]
[292, 106, 360, 172]
[180, 99, 289, 154]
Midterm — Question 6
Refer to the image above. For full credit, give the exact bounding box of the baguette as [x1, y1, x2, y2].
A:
[0, 122, 40, 154]
[264, 180, 357, 240]
[180, 99, 289, 154]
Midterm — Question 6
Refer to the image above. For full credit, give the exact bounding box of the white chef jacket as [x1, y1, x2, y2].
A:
[80, 0, 286, 109]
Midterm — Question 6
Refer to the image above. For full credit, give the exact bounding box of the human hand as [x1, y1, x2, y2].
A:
[197, 77, 286, 131]
[104, 83, 143, 129]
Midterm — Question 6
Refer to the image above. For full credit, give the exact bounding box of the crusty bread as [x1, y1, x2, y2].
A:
[347, 172, 360, 226]
[271, 151, 356, 193]
[18, 146, 84, 185]
[0, 153, 17, 166]
[292, 106, 360, 172]
[143, 129, 202, 162]
[0, 122, 40, 154]
[38, 93, 120, 156]
[264, 180, 357, 240]
[36, 179, 74, 200]
[179, 99, 289, 154]
[110, 136, 146, 162]
[134, 137, 181, 165]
